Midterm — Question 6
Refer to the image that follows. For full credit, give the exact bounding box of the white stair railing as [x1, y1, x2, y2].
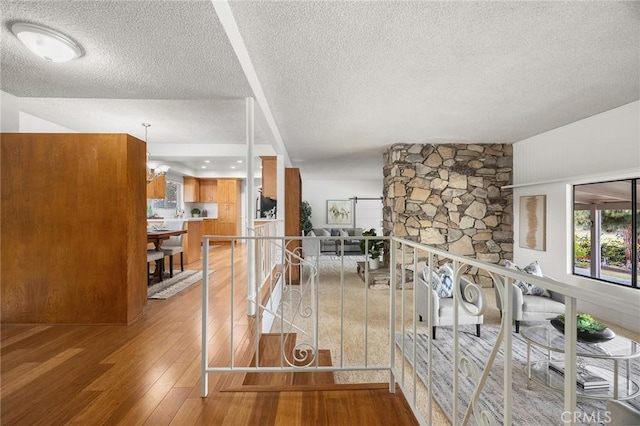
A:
[201, 235, 610, 426]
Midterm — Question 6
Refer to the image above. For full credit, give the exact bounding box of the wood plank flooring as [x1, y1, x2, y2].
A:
[1, 244, 418, 425]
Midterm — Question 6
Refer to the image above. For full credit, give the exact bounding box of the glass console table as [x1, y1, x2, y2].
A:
[521, 325, 640, 401]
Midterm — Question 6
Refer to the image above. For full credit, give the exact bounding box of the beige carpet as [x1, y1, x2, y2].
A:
[270, 257, 639, 425]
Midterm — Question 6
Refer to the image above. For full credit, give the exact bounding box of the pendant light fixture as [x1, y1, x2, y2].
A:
[143, 123, 170, 183]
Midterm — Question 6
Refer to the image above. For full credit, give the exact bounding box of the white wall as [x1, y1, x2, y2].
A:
[19, 111, 77, 133]
[1, 91, 19, 132]
[1, 91, 79, 133]
[303, 179, 383, 231]
[513, 101, 640, 332]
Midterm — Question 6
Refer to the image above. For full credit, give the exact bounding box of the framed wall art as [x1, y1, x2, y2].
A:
[327, 200, 352, 225]
[519, 195, 546, 251]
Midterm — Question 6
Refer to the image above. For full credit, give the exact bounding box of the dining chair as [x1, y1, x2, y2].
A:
[147, 249, 164, 285]
[161, 220, 186, 278]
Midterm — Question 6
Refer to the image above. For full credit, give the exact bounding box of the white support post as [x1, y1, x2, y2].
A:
[389, 238, 396, 394]
[246, 97, 256, 316]
[503, 276, 513, 425]
[276, 154, 285, 236]
[591, 207, 602, 279]
[201, 241, 210, 397]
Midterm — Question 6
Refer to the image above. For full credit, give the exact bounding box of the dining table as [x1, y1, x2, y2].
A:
[147, 229, 187, 251]
[147, 229, 188, 283]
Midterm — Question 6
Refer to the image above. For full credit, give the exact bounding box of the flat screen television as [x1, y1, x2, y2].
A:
[260, 195, 277, 218]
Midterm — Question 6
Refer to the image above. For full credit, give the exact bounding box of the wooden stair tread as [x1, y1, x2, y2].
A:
[233, 333, 335, 390]
[243, 333, 296, 386]
[292, 349, 334, 385]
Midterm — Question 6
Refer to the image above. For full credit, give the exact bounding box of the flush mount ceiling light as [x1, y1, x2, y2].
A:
[11, 22, 82, 62]
[142, 123, 170, 183]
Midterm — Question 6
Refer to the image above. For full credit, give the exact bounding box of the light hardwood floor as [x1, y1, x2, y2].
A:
[1, 245, 418, 425]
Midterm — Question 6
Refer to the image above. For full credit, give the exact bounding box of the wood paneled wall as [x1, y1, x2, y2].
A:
[1, 133, 147, 324]
[285, 168, 301, 284]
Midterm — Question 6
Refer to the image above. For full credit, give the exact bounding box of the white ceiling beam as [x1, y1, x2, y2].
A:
[148, 143, 275, 157]
[212, 0, 292, 168]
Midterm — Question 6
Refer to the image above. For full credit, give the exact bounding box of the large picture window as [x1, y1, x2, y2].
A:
[573, 178, 639, 288]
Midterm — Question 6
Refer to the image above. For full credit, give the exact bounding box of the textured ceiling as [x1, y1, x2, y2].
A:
[1, 1, 639, 179]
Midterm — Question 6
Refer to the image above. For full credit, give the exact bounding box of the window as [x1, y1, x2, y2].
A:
[152, 180, 182, 210]
[573, 178, 639, 289]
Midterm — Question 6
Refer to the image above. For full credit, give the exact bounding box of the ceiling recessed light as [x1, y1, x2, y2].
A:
[204, 160, 210, 163]
[11, 22, 82, 62]
[237, 160, 243, 163]
[230, 166, 236, 169]
[201, 166, 206, 169]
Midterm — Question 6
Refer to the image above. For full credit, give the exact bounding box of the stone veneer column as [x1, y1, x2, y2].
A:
[383, 143, 513, 287]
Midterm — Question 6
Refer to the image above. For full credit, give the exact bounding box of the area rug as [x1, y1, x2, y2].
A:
[147, 270, 209, 299]
[395, 326, 640, 425]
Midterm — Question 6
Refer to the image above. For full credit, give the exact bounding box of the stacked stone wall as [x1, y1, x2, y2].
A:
[382, 143, 513, 286]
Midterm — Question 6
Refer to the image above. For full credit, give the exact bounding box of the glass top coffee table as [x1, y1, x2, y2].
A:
[521, 325, 640, 401]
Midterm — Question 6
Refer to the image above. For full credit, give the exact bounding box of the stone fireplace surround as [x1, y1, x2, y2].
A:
[383, 143, 513, 287]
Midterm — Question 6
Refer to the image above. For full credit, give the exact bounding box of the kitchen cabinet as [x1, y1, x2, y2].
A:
[202, 218, 218, 244]
[216, 179, 241, 242]
[184, 177, 200, 202]
[199, 179, 218, 203]
[261, 156, 277, 199]
[217, 179, 238, 204]
[147, 175, 166, 199]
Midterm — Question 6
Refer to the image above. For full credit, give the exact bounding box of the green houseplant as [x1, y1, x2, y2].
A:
[360, 228, 384, 269]
[550, 313, 615, 343]
[301, 201, 313, 235]
[191, 207, 201, 218]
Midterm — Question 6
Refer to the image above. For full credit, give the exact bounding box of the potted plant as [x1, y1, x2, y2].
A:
[301, 201, 313, 235]
[360, 228, 384, 269]
[549, 313, 615, 343]
[191, 207, 201, 218]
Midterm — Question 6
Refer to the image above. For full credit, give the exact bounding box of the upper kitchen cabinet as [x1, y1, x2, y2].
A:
[199, 179, 218, 203]
[216, 179, 241, 241]
[217, 179, 239, 204]
[261, 156, 277, 199]
[184, 177, 200, 202]
[147, 174, 166, 199]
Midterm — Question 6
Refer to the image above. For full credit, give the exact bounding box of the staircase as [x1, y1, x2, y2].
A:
[224, 333, 334, 391]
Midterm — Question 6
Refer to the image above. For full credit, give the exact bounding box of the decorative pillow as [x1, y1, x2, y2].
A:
[505, 260, 549, 297]
[436, 263, 454, 298]
[339, 229, 349, 237]
[321, 229, 331, 237]
[307, 230, 316, 237]
[330, 229, 340, 237]
[422, 264, 454, 298]
[354, 228, 363, 236]
[422, 265, 442, 287]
